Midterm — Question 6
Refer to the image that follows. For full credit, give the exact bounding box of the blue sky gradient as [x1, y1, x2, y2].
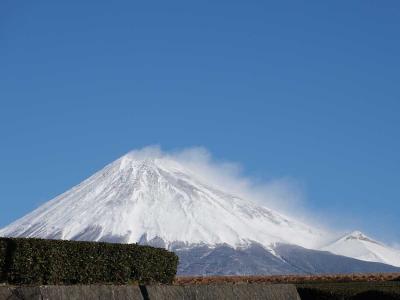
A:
[1, 1, 399, 244]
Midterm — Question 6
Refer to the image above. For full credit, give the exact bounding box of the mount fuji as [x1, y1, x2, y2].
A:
[1, 151, 399, 275]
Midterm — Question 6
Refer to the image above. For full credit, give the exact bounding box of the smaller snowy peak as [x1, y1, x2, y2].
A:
[342, 231, 381, 244]
[322, 231, 400, 267]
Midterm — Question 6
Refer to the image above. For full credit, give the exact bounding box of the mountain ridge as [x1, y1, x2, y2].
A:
[1, 152, 399, 273]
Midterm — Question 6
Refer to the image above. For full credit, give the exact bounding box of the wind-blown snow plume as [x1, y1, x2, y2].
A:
[134, 146, 312, 222]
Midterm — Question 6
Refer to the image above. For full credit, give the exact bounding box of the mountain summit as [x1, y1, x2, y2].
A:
[1, 152, 399, 274]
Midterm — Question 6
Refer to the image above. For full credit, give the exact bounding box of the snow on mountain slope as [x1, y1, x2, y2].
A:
[322, 231, 400, 267]
[0, 152, 323, 250]
[1, 151, 399, 270]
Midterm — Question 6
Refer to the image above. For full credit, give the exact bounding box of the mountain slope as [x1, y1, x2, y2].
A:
[1, 152, 399, 274]
[322, 231, 400, 267]
[274, 243, 400, 274]
[0, 153, 322, 250]
[175, 243, 400, 275]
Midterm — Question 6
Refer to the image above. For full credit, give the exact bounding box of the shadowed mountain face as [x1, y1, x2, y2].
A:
[273, 244, 400, 274]
[176, 243, 296, 275]
[174, 243, 400, 275]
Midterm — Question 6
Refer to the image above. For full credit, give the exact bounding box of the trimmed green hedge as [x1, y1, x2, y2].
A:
[297, 282, 400, 300]
[298, 287, 400, 300]
[0, 239, 7, 281]
[0, 237, 178, 285]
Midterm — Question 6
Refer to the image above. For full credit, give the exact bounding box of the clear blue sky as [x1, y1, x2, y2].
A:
[1, 1, 399, 244]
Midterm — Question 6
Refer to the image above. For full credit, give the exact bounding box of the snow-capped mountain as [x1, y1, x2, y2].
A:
[1, 152, 399, 274]
[0, 152, 322, 249]
[322, 231, 400, 267]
